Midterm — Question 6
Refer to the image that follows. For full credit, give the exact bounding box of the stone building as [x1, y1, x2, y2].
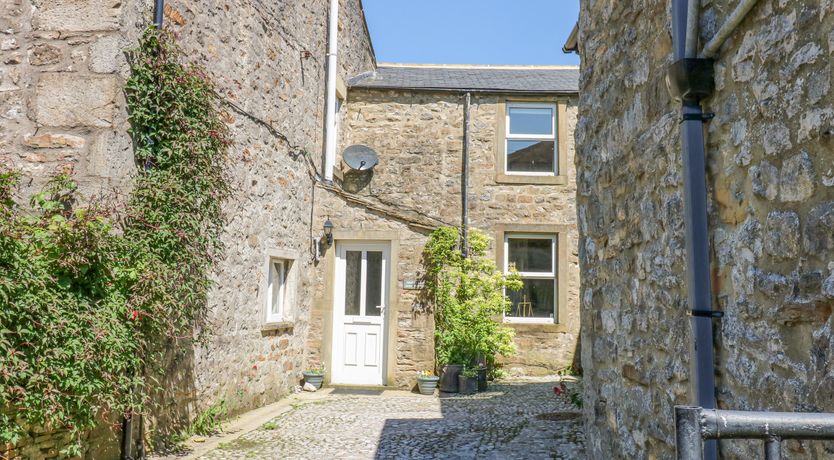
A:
[309, 65, 581, 388]
[574, 0, 834, 458]
[1, 0, 374, 456]
[1, 0, 579, 457]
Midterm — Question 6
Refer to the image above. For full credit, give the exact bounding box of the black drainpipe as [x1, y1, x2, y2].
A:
[461, 92, 471, 257]
[670, 0, 719, 459]
[154, 0, 165, 27]
[122, 3, 165, 458]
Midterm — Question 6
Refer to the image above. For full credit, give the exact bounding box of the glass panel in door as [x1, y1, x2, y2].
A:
[344, 250, 362, 316]
[365, 251, 383, 316]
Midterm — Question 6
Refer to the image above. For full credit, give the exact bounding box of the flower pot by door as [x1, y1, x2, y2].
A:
[439, 364, 463, 392]
[303, 372, 324, 389]
[458, 375, 478, 395]
[417, 376, 440, 395]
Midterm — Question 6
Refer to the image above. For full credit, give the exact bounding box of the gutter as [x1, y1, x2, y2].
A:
[323, 0, 339, 182]
[562, 22, 579, 54]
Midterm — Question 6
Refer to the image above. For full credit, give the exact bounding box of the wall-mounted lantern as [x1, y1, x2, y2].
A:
[323, 217, 334, 246]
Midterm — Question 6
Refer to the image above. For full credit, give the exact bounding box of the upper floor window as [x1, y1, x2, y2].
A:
[503, 234, 557, 324]
[505, 103, 558, 176]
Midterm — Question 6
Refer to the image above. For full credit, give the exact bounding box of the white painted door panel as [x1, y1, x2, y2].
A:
[332, 242, 389, 385]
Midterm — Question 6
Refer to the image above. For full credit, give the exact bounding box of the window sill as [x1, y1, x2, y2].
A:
[495, 173, 568, 185]
[503, 322, 567, 333]
[262, 321, 294, 332]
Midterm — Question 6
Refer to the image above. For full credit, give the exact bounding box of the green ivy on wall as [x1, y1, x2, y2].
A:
[424, 227, 520, 372]
[0, 27, 230, 456]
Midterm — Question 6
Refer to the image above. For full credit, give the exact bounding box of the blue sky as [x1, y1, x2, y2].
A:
[362, 0, 579, 66]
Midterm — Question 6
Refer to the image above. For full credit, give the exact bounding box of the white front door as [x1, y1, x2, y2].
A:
[332, 242, 389, 385]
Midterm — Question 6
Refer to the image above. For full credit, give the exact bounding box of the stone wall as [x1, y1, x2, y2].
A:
[576, 0, 834, 458]
[0, 0, 147, 198]
[163, 0, 374, 427]
[0, 0, 374, 456]
[310, 88, 580, 387]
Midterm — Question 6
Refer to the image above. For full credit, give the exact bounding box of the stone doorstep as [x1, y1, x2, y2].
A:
[151, 388, 336, 460]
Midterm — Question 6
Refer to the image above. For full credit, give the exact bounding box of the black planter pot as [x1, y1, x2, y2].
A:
[439, 364, 463, 392]
[458, 375, 478, 395]
[476, 367, 488, 392]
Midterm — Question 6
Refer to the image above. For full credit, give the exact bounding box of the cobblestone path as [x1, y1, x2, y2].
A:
[199, 380, 584, 459]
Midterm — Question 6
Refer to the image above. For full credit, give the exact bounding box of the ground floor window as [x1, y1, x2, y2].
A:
[503, 234, 557, 323]
[265, 250, 298, 324]
[267, 259, 288, 323]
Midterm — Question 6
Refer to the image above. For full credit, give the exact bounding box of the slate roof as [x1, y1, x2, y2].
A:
[348, 64, 579, 94]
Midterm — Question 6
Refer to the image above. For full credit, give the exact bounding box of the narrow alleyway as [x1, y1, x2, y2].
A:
[198, 380, 584, 459]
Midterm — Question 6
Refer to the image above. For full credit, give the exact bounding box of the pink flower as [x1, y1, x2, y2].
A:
[554, 385, 563, 396]
[129, 310, 139, 321]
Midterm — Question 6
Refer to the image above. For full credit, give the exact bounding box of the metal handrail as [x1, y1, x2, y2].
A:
[675, 406, 834, 460]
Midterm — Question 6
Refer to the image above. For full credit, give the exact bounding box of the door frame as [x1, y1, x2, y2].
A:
[318, 231, 400, 386]
[331, 241, 390, 385]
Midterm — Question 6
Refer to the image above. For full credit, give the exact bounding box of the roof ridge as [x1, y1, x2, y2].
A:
[376, 62, 579, 70]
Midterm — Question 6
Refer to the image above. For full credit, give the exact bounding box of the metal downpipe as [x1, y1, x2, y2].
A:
[154, 0, 164, 27]
[671, 0, 718, 458]
[323, 0, 339, 182]
[461, 92, 471, 257]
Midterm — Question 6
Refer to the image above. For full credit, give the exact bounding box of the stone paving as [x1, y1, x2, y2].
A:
[199, 380, 585, 459]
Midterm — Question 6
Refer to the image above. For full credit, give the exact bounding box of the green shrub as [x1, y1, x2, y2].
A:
[190, 400, 226, 436]
[0, 172, 143, 455]
[0, 27, 231, 454]
[424, 226, 521, 371]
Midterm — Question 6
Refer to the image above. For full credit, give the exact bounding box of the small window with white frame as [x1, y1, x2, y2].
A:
[503, 234, 557, 323]
[265, 256, 294, 324]
[505, 102, 558, 175]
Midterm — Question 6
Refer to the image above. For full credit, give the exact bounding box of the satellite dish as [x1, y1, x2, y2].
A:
[342, 144, 379, 171]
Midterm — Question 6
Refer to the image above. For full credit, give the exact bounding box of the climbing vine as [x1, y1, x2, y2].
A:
[424, 227, 520, 372]
[0, 27, 230, 455]
[123, 27, 231, 345]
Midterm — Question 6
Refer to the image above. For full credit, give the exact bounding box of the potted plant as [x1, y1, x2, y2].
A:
[302, 363, 326, 389]
[416, 370, 440, 395]
[424, 227, 520, 394]
[476, 364, 488, 392]
[438, 363, 462, 392]
[458, 367, 479, 395]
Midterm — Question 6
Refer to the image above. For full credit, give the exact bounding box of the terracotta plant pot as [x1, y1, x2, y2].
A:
[303, 372, 325, 389]
[439, 364, 463, 392]
[416, 375, 440, 395]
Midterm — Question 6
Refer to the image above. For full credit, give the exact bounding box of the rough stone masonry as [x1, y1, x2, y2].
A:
[0, 0, 373, 457]
[311, 87, 581, 387]
[576, 0, 834, 458]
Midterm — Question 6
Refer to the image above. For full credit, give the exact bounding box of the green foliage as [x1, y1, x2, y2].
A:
[124, 27, 231, 344]
[460, 367, 480, 379]
[557, 365, 580, 377]
[261, 421, 279, 430]
[0, 27, 230, 453]
[424, 227, 521, 370]
[189, 400, 226, 436]
[0, 173, 143, 452]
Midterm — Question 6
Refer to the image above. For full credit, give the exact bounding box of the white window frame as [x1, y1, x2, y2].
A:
[503, 233, 558, 324]
[264, 249, 298, 324]
[504, 102, 558, 177]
